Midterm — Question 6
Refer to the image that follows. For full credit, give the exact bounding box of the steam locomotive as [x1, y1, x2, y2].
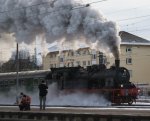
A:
[49, 60, 140, 105]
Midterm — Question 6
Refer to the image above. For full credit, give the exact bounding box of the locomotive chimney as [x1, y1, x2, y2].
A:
[115, 59, 120, 68]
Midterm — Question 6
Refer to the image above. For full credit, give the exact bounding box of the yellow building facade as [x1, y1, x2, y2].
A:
[108, 42, 150, 94]
[43, 47, 100, 69]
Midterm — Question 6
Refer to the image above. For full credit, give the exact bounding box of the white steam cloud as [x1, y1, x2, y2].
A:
[47, 83, 111, 106]
[0, 0, 121, 60]
[0, 83, 111, 106]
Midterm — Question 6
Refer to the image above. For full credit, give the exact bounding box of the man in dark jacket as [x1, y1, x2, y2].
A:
[38, 80, 48, 110]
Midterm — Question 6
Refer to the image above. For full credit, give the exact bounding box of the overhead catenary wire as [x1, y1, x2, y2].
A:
[119, 17, 150, 35]
[120, 17, 150, 27]
[121, 23, 150, 30]
[105, 4, 150, 15]
[123, 27, 150, 33]
[117, 14, 150, 22]
[94, 2, 150, 32]
[88, 0, 108, 5]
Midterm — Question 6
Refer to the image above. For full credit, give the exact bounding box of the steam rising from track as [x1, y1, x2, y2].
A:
[0, 0, 121, 60]
[47, 83, 111, 106]
[0, 83, 110, 106]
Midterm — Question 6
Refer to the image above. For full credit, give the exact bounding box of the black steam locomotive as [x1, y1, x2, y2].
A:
[49, 60, 139, 105]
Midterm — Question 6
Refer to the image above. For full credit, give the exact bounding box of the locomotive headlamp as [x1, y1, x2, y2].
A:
[121, 84, 123, 88]
[138, 89, 141, 93]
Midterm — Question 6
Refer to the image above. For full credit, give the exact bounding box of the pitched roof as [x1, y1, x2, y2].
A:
[119, 31, 150, 43]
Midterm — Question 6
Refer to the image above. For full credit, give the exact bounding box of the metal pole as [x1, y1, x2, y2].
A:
[16, 43, 19, 93]
[34, 48, 37, 67]
[34, 37, 37, 69]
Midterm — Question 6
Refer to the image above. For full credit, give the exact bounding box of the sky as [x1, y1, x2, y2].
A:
[85, 0, 150, 40]
[1, 0, 150, 63]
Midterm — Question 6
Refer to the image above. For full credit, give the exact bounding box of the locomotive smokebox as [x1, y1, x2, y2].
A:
[115, 59, 120, 68]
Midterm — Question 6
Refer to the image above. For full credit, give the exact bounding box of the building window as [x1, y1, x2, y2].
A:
[9, 80, 15, 85]
[83, 51, 86, 55]
[50, 54, 53, 58]
[71, 62, 74, 67]
[60, 58, 63, 62]
[71, 52, 74, 56]
[83, 61, 86, 66]
[76, 51, 80, 56]
[76, 61, 80, 66]
[126, 58, 132, 64]
[126, 47, 132, 53]
[50, 64, 53, 68]
[92, 54, 96, 59]
[88, 61, 91, 66]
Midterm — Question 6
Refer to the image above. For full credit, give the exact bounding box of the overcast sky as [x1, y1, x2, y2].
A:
[85, 0, 150, 40]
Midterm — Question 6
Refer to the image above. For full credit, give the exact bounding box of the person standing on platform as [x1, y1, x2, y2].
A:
[38, 80, 48, 110]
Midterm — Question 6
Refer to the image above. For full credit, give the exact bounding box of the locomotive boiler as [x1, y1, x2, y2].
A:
[49, 59, 140, 105]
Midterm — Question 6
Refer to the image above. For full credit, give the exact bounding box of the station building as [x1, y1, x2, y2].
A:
[43, 31, 150, 96]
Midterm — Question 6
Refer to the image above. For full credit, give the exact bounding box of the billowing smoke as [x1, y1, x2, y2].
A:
[0, 0, 121, 60]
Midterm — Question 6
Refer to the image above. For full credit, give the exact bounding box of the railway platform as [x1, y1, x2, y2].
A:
[0, 106, 150, 121]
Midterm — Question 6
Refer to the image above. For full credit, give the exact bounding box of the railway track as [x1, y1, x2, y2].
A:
[112, 104, 150, 108]
[0, 103, 150, 109]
